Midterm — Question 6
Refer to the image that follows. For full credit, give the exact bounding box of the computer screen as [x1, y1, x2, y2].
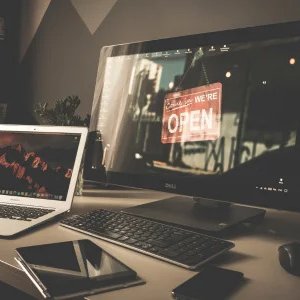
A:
[0, 132, 81, 201]
[90, 21, 300, 211]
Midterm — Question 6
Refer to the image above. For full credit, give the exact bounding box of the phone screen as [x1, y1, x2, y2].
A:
[16, 239, 137, 298]
[172, 266, 244, 300]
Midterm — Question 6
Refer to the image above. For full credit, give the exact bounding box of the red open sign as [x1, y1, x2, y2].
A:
[161, 83, 222, 144]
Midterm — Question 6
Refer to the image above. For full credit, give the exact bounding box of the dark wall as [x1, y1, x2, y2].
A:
[15, 0, 300, 124]
[0, 0, 21, 122]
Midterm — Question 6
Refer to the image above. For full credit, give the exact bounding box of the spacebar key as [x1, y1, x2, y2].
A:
[148, 239, 172, 248]
[90, 229, 121, 240]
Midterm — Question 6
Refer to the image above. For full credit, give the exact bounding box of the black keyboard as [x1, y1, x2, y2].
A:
[61, 209, 234, 269]
[0, 204, 54, 221]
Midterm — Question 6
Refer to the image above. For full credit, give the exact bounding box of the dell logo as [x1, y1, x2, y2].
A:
[165, 183, 177, 190]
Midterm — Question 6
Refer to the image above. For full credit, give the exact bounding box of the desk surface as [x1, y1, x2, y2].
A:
[0, 189, 300, 300]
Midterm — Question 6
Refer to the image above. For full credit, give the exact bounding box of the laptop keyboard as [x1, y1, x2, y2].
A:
[0, 204, 54, 221]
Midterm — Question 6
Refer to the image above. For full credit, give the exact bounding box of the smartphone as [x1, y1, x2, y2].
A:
[172, 266, 244, 300]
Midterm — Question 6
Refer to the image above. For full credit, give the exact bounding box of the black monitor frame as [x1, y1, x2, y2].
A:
[90, 20, 300, 213]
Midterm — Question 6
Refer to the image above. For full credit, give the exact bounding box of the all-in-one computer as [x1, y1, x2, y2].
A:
[63, 21, 300, 269]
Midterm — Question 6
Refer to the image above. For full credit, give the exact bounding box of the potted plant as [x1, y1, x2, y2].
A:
[34, 96, 90, 195]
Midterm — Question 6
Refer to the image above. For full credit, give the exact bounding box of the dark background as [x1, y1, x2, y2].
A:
[1, 0, 300, 125]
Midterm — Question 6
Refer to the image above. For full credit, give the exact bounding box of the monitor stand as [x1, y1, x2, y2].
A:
[123, 196, 266, 236]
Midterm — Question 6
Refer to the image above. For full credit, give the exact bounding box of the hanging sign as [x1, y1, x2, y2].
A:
[161, 82, 222, 144]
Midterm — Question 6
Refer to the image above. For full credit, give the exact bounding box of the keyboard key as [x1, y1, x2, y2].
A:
[126, 238, 138, 245]
[159, 249, 181, 258]
[148, 239, 172, 248]
[90, 229, 121, 240]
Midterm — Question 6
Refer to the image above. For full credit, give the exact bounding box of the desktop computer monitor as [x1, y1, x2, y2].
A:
[89, 21, 300, 233]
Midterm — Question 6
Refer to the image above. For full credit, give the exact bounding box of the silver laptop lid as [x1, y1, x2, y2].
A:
[0, 125, 88, 209]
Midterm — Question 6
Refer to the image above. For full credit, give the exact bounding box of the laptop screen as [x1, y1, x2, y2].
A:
[0, 132, 81, 201]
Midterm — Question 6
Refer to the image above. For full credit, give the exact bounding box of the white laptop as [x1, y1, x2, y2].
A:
[0, 125, 88, 236]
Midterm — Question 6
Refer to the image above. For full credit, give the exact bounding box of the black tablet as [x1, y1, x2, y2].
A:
[16, 239, 143, 299]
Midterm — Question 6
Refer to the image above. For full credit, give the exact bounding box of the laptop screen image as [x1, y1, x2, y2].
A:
[0, 131, 81, 201]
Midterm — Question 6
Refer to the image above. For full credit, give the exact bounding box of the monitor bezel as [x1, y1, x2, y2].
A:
[93, 20, 300, 212]
[106, 20, 300, 56]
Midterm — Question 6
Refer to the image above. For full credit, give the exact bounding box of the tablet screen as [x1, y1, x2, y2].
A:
[16, 239, 137, 298]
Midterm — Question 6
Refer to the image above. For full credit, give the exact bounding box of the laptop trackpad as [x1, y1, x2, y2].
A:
[0, 218, 33, 236]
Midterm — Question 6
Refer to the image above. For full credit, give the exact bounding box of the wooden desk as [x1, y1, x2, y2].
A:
[0, 189, 300, 300]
